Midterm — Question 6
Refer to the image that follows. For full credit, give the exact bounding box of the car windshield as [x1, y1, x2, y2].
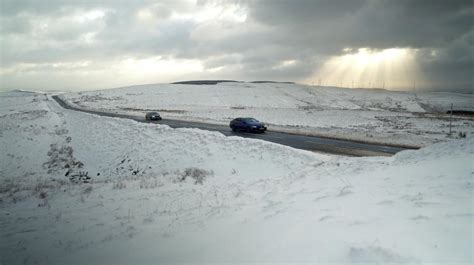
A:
[149, 112, 159, 115]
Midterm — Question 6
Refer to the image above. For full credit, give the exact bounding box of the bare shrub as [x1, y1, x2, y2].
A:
[0, 178, 21, 194]
[82, 185, 93, 195]
[68, 171, 91, 184]
[33, 180, 58, 194]
[39, 191, 47, 199]
[177, 167, 213, 185]
[43, 144, 84, 174]
[36, 189, 49, 207]
[1, 177, 71, 205]
[139, 177, 162, 189]
[113, 181, 127, 189]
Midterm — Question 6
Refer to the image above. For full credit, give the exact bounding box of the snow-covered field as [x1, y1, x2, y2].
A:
[1, 90, 473, 264]
[62, 82, 474, 147]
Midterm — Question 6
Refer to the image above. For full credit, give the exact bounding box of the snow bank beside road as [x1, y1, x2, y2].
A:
[62, 82, 474, 146]
[1, 91, 472, 264]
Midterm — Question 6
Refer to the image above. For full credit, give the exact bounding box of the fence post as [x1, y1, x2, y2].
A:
[449, 103, 453, 136]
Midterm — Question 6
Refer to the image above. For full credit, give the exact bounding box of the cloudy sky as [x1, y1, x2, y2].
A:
[0, 0, 472, 92]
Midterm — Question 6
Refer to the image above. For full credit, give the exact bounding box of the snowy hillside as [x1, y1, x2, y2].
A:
[1, 91, 472, 264]
[62, 82, 474, 146]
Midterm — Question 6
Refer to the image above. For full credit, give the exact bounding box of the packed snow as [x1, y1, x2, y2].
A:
[1, 90, 472, 264]
[62, 82, 474, 147]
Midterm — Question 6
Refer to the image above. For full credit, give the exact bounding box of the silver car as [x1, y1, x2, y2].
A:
[145, 111, 162, 120]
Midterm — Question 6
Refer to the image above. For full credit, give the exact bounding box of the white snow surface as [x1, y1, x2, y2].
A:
[62, 82, 474, 147]
[1, 90, 473, 264]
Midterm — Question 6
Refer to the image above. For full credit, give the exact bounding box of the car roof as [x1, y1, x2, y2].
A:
[233, 117, 259, 122]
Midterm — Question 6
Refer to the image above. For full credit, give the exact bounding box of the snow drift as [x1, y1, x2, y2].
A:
[0, 90, 472, 265]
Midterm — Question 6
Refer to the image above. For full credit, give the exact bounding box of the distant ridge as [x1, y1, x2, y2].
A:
[171, 80, 294, 85]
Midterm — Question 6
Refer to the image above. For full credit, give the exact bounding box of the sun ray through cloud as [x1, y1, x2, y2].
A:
[310, 48, 428, 90]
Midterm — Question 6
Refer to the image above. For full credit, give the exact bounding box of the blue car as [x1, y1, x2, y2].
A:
[230, 117, 267, 133]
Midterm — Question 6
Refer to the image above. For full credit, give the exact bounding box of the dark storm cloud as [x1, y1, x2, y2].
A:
[241, 0, 473, 90]
[0, 0, 472, 91]
[416, 30, 473, 91]
[247, 0, 472, 50]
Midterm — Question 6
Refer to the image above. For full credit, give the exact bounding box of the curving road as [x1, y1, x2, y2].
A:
[52, 95, 415, 156]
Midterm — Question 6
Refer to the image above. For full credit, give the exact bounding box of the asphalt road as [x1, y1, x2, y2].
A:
[52, 95, 414, 156]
